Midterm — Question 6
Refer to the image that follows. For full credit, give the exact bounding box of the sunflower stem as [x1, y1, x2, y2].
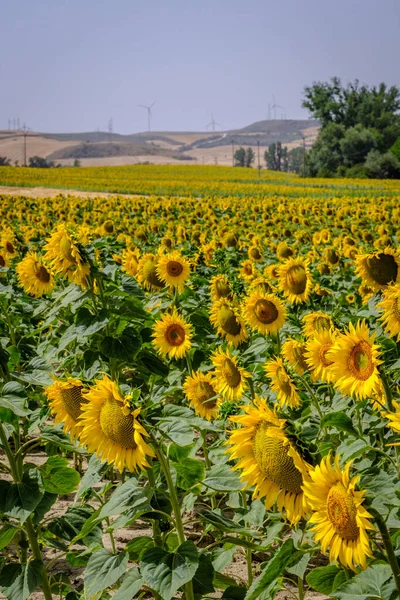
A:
[380, 368, 394, 412]
[202, 433, 217, 510]
[147, 464, 164, 548]
[297, 576, 305, 600]
[241, 491, 253, 587]
[186, 353, 193, 376]
[370, 508, 400, 597]
[150, 432, 195, 600]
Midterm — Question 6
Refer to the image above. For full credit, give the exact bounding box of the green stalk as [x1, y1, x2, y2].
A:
[241, 491, 253, 587]
[150, 432, 195, 600]
[380, 369, 394, 412]
[297, 576, 305, 600]
[370, 509, 400, 597]
[202, 433, 217, 510]
[147, 465, 164, 548]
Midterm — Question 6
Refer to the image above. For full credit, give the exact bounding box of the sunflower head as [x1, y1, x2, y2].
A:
[278, 257, 312, 304]
[152, 308, 193, 359]
[355, 247, 400, 291]
[121, 248, 140, 277]
[16, 252, 55, 298]
[264, 357, 301, 408]
[211, 347, 250, 401]
[210, 274, 233, 302]
[183, 371, 220, 420]
[242, 291, 286, 336]
[306, 328, 337, 383]
[210, 299, 248, 347]
[282, 339, 308, 375]
[46, 378, 88, 438]
[302, 311, 334, 338]
[377, 283, 400, 341]
[136, 253, 165, 291]
[156, 250, 191, 291]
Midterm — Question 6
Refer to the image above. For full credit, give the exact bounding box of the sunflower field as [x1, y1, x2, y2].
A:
[1, 166, 400, 600]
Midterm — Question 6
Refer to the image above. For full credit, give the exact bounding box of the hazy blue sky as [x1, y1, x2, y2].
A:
[1, 0, 399, 134]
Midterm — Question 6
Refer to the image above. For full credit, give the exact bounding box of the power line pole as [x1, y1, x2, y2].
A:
[108, 118, 113, 144]
[21, 124, 30, 166]
[232, 138, 235, 167]
[257, 139, 261, 179]
[301, 134, 306, 177]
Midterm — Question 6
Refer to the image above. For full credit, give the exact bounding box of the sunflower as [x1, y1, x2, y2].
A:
[302, 311, 334, 338]
[210, 299, 248, 347]
[248, 245, 263, 262]
[282, 339, 308, 375]
[152, 309, 193, 359]
[306, 329, 337, 383]
[210, 274, 233, 302]
[46, 378, 88, 438]
[264, 263, 280, 280]
[136, 253, 165, 291]
[355, 247, 400, 291]
[278, 257, 312, 304]
[303, 454, 374, 570]
[384, 401, 400, 435]
[326, 321, 381, 400]
[211, 347, 250, 400]
[264, 357, 301, 408]
[248, 276, 275, 295]
[156, 250, 191, 292]
[79, 375, 154, 472]
[240, 259, 255, 281]
[121, 248, 140, 277]
[377, 284, 400, 341]
[0, 253, 8, 268]
[16, 252, 55, 298]
[226, 397, 310, 524]
[183, 371, 220, 420]
[1, 238, 17, 260]
[44, 225, 88, 282]
[243, 292, 286, 336]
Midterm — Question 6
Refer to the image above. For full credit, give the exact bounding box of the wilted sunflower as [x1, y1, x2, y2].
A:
[327, 320, 381, 400]
[152, 309, 193, 359]
[302, 311, 334, 338]
[243, 292, 286, 336]
[183, 371, 220, 420]
[210, 299, 248, 347]
[46, 378, 88, 439]
[16, 252, 55, 298]
[79, 375, 154, 472]
[264, 357, 301, 408]
[282, 339, 308, 375]
[226, 397, 311, 524]
[355, 247, 400, 291]
[306, 329, 336, 383]
[121, 248, 140, 277]
[156, 250, 191, 292]
[211, 347, 250, 400]
[377, 284, 400, 341]
[44, 225, 88, 284]
[136, 253, 165, 291]
[210, 274, 233, 302]
[303, 454, 374, 570]
[278, 257, 312, 304]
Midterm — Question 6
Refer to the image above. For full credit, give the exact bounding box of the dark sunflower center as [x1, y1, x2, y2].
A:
[196, 381, 217, 408]
[222, 358, 241, 388]
[34, 263, 51, 283]
[165, 324, 186, 346]
[244, 264, 253, 275]
[143, 260, 164, 288]
[292, 345, 308, 371]
[393, 298, 400, 320]
[104, 220, 114, 233]
[327, 482, 360, 541]
[0, 255, 5, 267]
[250, 247, 261, 260]
[286, 265, 307, 295]
[166, 260, 184, 277]
[252, 421, 303, 493]
[215, 279, 231, 299]
[276, 365, 293, 397]
[217, 306, 242, 335]
[327, 249, 339, 265]
[59, 236, 76, 263]
[365, 253, 398, 286]
[254, 299, 278, 324]
[347, 341, 374, 381]
[6, 241, 15, 254]
[319, 343, 334, 367]
[100, 398, 137, 448]
[60, 385, 85, 421]
[314, 316, 331, 332]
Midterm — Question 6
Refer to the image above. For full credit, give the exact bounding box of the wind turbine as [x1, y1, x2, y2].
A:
[138, 101, 155, 132]
[206, 113, 220, 132]
[271, 95, 285, 120]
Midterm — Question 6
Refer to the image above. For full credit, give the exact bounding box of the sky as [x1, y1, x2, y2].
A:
[1, 0, 399, 134]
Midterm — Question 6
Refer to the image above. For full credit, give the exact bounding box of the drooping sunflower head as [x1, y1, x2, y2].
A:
[305, 328, 337, 383]
[248, 276, 275, 295]
[226, 397, 310, 524]
[210, 274, 233, 303]
[325, 247, 340, 266]
[302, 311, 334, 339]
[44, 224, 87, 278]
[16, 252, 55, 298]
[242, 291, 286, 336]
[278, 257, 312, 304]
[276, 241, 294, 261]
[156, 250, 191, 291]
[211, 347, 251, 401]
[79, 375, 155, 473]
[46, 378, 89, 438]
[282, 338, 309, 375]
[377, 284, 400, 342]
[326, 320, 381, 400]
[355, 247, 400, 291]
[384, 400, 400, 435]
[303, 454, 374, 570]
[121, 248, 140, 277]
[264, 357, 301, 408]
[183, 371, 220, 420]
[152, 308, 193, 359]
[210, 299, 248, 347]
[248, 245, 263, 262]
[136, 253, 165, 291]
[264, 263, 280, 281]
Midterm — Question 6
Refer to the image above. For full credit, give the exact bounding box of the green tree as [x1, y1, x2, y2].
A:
[234, 147, 246, 167]
[390, 137, 400, 161]
[73, 158, 81, 167]
[340, 124, 377, 167]
[245, 147, 255, 168]
[287, 147, 305, 174]
[264, 142, 287, 171]
[364, 150, 400, 179]
[0, 156, 11, 166]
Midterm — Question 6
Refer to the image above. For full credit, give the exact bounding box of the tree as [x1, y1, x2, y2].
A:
[390, 137, 400, 161]
[73, 158, 81, 167]
[287, 147, 305, 174]
[28, 156, 61, 168]
[364, 150, 400, 179]
[245, 147, 255, 168]
[0, 156, 11, 166]
[340, 124, 377, 167]
[234, 147, 246, 167]
[264, 142, 286, 171]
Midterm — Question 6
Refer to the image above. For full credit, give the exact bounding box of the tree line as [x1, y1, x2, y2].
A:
[234, 143, 305, 173]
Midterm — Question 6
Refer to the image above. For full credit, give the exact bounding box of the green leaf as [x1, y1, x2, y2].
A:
[174, 457, 205, 490]
[141, 541, 199, 600]
[159, 418, 194, 446]
[39, 426, 81, 452]
[0, 561, 42, 600]
[14, 370, 53, 387]
[212, 544, 237, 572]
[213, 572, 239, 591]
[75, 307, 109, 336]
[320, 412, 357, 435]
[84, 549, 128, 597]
[100, 327, 141, 361]
[306, 565, 347, 595]
[201, 510, 260, 537]
[222, 586, 247, 600]
[204, 464, 242, 491]
[48, 505, 102, 546]
[126, 536, 155, 560]
[0, 524, 18, 550]
[76, 455, 108, 498]
[112, 567, 144, 600]
[0, 381, 31, 416]
[336, 438, 372, 461]
[332, 564, 395, 600]
[98, 478, 152, 520]
[40, 457, 80, 495]
[287, 553, 311, 579]
[245, 539, 294, 600]
[4, 468, 44, 523]
[192, 553, 215, 596]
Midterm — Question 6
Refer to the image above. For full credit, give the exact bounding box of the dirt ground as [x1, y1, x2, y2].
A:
[0, 185, 139, 199]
